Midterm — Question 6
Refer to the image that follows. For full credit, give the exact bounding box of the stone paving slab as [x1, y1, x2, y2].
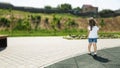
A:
[0, 37, 120, 68]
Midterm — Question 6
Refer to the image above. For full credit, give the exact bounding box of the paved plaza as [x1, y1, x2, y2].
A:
[0, 37, 120, 68]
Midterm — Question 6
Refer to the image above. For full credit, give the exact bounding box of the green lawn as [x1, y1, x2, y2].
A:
[0, 30, 120, 39]
[0, 29, 87, 37]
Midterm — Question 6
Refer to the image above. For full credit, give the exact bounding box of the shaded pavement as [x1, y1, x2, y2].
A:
[45, 47, 120, 68]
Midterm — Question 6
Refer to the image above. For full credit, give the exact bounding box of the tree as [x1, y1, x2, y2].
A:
[44, 5, 52, 9]
[99, 9, 114, 17]
[72, 7, 81, 14]
[58, 3, 72, 10]
[73, 7, 81, 11]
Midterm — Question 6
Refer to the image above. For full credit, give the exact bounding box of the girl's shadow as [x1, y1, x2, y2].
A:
[91, 55, 110, 63]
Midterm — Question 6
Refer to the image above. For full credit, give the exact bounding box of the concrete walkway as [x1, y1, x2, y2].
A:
[0, 37, 120, 68]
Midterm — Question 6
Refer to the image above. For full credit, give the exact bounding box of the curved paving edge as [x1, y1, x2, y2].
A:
[45, 46, 120, 68]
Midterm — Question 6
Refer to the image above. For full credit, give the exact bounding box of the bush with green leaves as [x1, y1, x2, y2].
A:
[30, 15, 41, 30]
[100, 19, 105, 27]
[14, 19, 31, 30]
[0, 17, 10, 27]
[51, 16, 61, 30]
[99, 33, 120, 39]
[44, 17, 49, 24]
[65, 18, 78, 29]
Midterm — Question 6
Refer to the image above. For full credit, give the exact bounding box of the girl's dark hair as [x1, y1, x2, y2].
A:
[89, 19, 96, 31]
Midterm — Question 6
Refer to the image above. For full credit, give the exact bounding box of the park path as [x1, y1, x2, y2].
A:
[0, 37, 120, 68]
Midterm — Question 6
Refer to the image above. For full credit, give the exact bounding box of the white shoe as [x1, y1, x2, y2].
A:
[94, 52, 97, 54]
[88, 52, 92, 55]
[94, 52, 97, 56]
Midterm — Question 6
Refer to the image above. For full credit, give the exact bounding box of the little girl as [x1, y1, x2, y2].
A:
[87, 17, 99, 56]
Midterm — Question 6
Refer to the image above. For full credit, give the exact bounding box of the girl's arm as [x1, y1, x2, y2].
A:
[94, 19, 98, 25]
[87, 30, 90, 38]
[94, 19, 101, 29]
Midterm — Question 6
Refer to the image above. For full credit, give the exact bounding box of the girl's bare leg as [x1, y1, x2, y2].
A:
[88, 43, 92, 53]
[93, 43, 97, 54]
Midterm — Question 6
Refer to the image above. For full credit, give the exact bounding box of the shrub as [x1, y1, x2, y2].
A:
[51, 16, 61, 30]
[99, 19, 105, 27]
[44, 17, 49, 24]
[66, 19, 78, 29]
[30, 15, 41, 30]
[0, 17, 10, 27]
[14, 19, 31, 30]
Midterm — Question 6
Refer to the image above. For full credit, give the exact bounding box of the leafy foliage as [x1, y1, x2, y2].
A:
[99, 19, 105, 27]
[0, 17, 10, 27]
[57, 3, 72, 10]
[44, 5, 52, 9]
[30, 15, 41, 30]
[14, 19, 31, 30]
[99, 9, 114, 17]
[73, 7, 81, 11]
[99, 9, 114, 14]
[44, 17, 49, 24]
[66, 18, 78, 29]
[51, 15, 61, 30]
